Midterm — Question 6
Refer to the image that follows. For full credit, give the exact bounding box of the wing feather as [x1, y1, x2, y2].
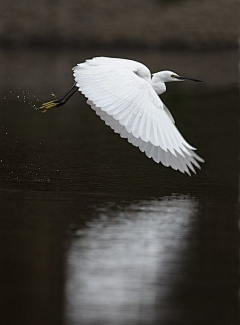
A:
[74, 58, 204, 175]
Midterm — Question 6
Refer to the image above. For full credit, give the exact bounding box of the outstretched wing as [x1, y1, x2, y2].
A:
[73, 57, 204, 175]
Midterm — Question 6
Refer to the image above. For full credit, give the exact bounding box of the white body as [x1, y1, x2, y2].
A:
[73, 57, 204, 175]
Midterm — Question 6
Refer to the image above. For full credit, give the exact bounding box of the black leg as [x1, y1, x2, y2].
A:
[57, 82, 78, 103]
[38, 82, 78, 113]
[56, 84, 78, 107]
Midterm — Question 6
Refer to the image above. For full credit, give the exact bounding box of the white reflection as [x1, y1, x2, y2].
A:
[65, 196, 198, 325]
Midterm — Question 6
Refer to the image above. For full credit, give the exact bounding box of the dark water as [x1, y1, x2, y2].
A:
[0, 49, 239, 325]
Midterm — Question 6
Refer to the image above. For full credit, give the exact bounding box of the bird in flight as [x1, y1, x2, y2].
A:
[39, 57, 204, 175]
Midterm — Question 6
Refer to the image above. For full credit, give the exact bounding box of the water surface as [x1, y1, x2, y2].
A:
[0, 49, 239, 325]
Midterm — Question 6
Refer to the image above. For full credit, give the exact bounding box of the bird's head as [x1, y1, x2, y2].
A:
[152, 71, 202, 83]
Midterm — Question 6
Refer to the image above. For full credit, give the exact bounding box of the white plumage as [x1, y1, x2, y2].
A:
[73, 57, 204, 175]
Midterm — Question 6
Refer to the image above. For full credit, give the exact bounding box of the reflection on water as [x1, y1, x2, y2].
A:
[0, 188, 238, 325]
[66, 196, 198, 324]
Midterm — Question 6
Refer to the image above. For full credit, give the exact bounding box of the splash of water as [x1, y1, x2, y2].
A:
[3, 87, 40, 109]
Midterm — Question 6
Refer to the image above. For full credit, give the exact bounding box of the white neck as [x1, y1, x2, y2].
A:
[151, 77, 166, 95]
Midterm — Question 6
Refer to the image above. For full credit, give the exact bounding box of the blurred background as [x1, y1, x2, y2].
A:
[1, 0, 239, 50]
[0, 1, 239, 325]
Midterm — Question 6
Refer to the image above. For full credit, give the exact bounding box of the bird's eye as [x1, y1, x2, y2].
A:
[171, 74, 176, 78]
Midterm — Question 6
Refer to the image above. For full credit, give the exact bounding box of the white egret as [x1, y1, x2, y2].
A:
[39, 57, 204, 175]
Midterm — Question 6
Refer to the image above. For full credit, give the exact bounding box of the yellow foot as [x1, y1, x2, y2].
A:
[50, 92, 57, 100]
[37, 99, 59, 113]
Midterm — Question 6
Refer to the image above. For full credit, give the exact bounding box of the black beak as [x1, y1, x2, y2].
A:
[176, 76, 202, 82]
